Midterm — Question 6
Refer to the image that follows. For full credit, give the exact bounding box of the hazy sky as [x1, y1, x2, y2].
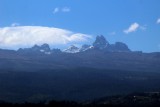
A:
[0, 0, 160, 52]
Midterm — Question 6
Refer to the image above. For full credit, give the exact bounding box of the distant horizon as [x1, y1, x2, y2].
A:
[0, 0, 160, 52]
[0, 32, 158, 53]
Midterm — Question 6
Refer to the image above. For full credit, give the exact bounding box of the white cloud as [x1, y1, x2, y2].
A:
[62, 7, 70, 12]
[0, 26, 92, 49]
[157, 18, 160, 24]
[53, 7, 59, 14]
[53, 7, 70, 14]
[124, 22, 140, 34]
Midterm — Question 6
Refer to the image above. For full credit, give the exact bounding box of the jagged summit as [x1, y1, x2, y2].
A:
[93, 35, 109, 50]
[31, 44, 40, 51]
[114, 42, 130, 52]
[18, 43, 53, 55]
[63, 45, 80, 53]
[17, 35, 131, 54]
[63, 44, 92, 53]
[92, 35, 130, 52]
[40, 43, 50, 52]
[107, 42, 130, 52]
[30, 44, 51, 53]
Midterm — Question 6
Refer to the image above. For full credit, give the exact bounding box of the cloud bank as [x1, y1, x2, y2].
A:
[124, 23, 140, 34]
[0, 26, 91, 49]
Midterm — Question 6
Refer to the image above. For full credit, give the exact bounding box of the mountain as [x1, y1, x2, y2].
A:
[63, 44, 92, 53]
[93, 35, 109, 50]
[80, 44, 93, 52]
[107, 42, 130, 52]
[64, 35, 130, 53]
[63, 45, 80, 53]
[0, 35, 160, 102]
[40, 43, 51, 52]
[1, 35, 159, 72]
[92, 35, 130, 52]
[17, 35, 131, 54]
[51, 48, 61, 53]
[18, 43, 55, 55]
[25, 43, 51, 52]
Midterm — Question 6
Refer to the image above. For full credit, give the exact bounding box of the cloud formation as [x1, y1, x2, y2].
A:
[53, 8, 59, 14]
[62, 7, 70, 12]
[124, 23, 140, 34]
[0, 26, 91, 49]
[53, 7, 70, 14]
[157, 18, 160, 24]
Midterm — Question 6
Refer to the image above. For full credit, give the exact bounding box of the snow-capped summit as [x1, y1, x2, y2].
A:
[17, 35, 131, 54]
[63, 45, 80, 53]
[80, 44, 93, 52]
[93, 35, 109, 50]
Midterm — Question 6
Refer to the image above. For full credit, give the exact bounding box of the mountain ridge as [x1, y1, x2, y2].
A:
[0, 35, 159, 72]
[17, 35, 131, 54]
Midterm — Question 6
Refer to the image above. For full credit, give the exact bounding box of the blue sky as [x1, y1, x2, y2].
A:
[0, 0, 160, 52]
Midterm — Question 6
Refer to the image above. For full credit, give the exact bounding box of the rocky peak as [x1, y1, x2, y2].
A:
[40, 43, 50, 52]
[107, 42, 130, 52]
[114, 42, 130, 52]
[30, 43, 51, 52]
[31, 44, 41, 51]
[93, 35, 109, 49]
[18, 43, 52, 55]
[64, 45, 80, 53]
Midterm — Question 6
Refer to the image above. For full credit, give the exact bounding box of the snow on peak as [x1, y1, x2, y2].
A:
[80, 44, 92, 52]
[63, 45, 80, 53]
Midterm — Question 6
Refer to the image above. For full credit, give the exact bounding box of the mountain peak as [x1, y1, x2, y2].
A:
[31, 44, 41, 51]
[40, 43, 50, 52]
[30, 43, 51, 52]
[18, 35, 131, 54]
[63, 45, 80, 53]
[93, 35, 109, 49]
[107, 42, 131, 52]
[18, 43, 52, 55]
[114, 42, 130, 51]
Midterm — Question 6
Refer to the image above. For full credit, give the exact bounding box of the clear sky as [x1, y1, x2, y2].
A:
[0, 0, 160, 52]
